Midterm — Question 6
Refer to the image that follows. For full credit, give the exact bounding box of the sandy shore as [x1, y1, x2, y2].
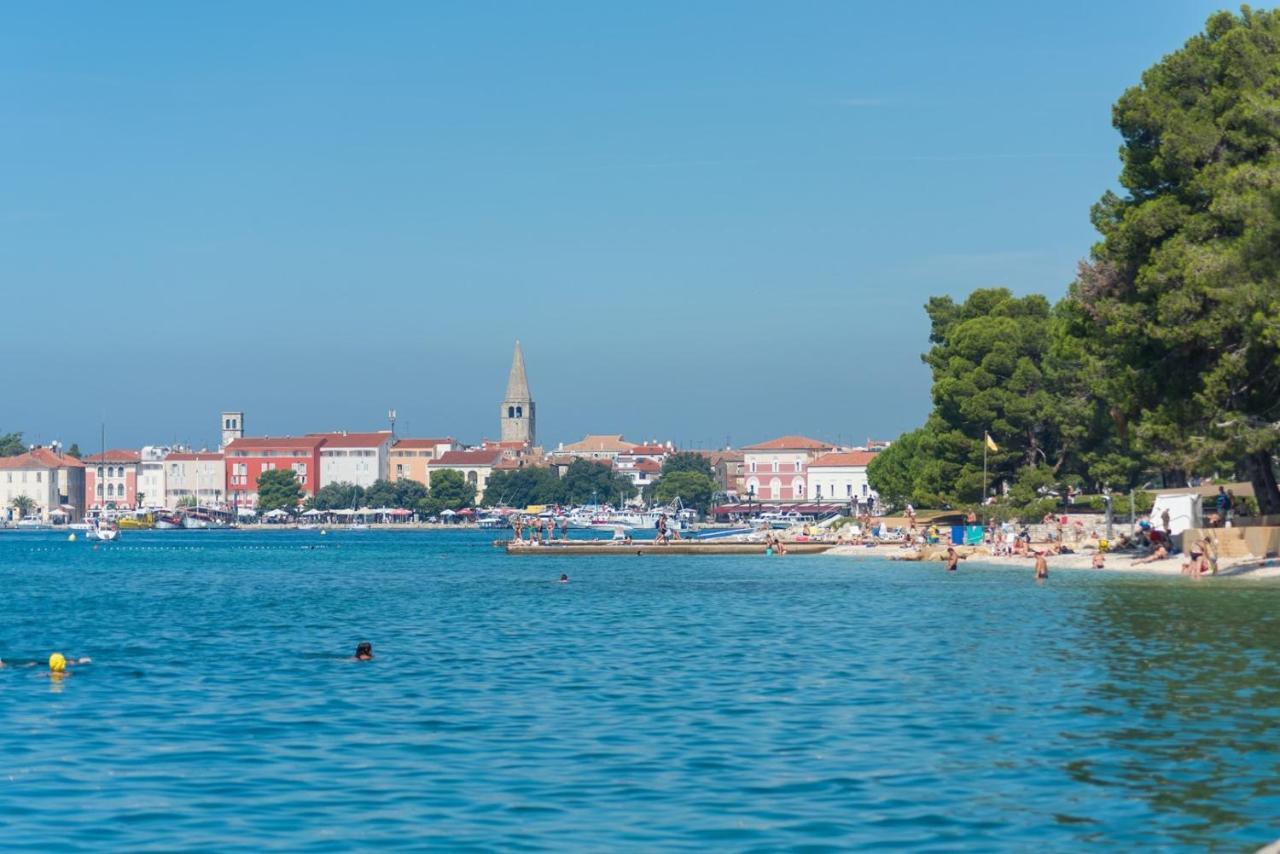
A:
[824, 543, 1280, 579]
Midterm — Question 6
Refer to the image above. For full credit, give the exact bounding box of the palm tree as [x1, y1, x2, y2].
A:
[10, 495, 35, 521]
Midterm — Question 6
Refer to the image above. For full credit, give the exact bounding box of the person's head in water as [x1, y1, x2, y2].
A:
[560, 574, 569, 583]
[354, 642, 373, 661]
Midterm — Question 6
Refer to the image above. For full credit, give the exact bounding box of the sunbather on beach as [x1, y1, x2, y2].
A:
[1133, 545, 1169, 564]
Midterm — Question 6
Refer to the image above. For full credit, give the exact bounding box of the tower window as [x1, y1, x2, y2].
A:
[516, 406, 523, 418]
[508, 406, 515, 418]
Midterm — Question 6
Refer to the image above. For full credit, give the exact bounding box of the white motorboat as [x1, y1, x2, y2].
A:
[17, 516, 48, 529]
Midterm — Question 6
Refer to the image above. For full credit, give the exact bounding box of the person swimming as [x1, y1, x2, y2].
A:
[559, 574, 569, 583]
[354, 642, 373, 661]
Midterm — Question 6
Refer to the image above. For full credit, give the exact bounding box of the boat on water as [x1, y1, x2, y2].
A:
[16, 516, 48, 529]
[154, 511, 183, 530]
[117, 513, 155, 530]
[85, 521, 119, 542]
[182, 508, 231, 529]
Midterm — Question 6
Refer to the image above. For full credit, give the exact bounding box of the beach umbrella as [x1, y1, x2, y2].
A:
[439, 509, 457, 517]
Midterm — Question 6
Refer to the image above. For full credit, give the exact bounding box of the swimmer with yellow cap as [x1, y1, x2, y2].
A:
[46, 652, 91, 675]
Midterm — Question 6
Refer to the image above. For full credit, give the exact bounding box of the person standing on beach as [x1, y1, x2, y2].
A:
[1161, 508, 1172, 541]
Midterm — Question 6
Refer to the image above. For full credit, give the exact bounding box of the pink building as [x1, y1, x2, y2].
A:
[84, 450, 142, 510]
[740, 436, 836, 502]
[223, 436, 326, 506]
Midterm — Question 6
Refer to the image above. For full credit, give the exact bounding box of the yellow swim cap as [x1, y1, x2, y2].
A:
[49, 653, 66, 672]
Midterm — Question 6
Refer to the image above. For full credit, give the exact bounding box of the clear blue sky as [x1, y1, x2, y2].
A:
[1, 1, 1227, 451]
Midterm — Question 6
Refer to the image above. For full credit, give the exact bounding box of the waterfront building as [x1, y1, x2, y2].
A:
[223, 436, 325, 506]
[84, 449, 142, 510]
[741, 436, 836, 502]
[499, 341, 536, 446]
[427, 448, 505, 498]
[312, 431, 394, 488]
[615, 444, 671, 492]
[806, 451, 878, 505]
[0, 447, 85, 523]
[709, 450, 746, 498]
[137, 446, 172, 510]
[389, 438, 461, 484]
[164, 452, 226, 508]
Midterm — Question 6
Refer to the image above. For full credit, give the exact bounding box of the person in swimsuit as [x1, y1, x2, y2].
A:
[1091, 552, 1105, 569]
[1034, 551, 1049, 580]
[354, 642, 374, 661]
[944, 546, 959, 572]
[559, 573, 569, 583]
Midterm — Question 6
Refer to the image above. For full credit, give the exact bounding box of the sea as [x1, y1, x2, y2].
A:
[1, 528, 1278, 850]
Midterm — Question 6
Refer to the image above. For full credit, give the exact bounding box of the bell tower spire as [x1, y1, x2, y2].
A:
[500, 341, 535, 445]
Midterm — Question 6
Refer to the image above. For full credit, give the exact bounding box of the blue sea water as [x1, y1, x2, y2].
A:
[2, 529, 1279, 851]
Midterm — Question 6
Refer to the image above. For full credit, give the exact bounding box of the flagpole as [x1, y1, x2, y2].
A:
[982, 432, 988, 528]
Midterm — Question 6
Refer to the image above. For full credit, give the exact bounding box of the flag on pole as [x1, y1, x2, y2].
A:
[985, 432, 999, 452]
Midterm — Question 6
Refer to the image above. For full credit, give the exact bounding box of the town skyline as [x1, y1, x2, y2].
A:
[10, 340, 893, 454]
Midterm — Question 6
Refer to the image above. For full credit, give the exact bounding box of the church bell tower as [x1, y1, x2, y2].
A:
[499, 341, 535, 445]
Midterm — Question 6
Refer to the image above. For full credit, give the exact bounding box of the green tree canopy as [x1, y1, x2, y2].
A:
[257, 469, 303, 514]
[66, 443, 82, 459]
[482, 466, 564, 508]
[559, 459, 635, 505]
[419, 469, 476, 517]
[310, 481, 365, 511]
[651, 470, 717, 513]
[660, 451, 713, 479]
[0, 433, 25, 457]
[1069, 7, 1280, 513]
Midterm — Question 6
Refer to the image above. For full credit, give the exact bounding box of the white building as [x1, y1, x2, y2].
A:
[0, 447, 86, 523]
[614, 443, 671, 493]
[314, 431, 393, 489]
[165, 452, 227, 509]
[806, 451, 878, 506]
[137, 446, 173, 510]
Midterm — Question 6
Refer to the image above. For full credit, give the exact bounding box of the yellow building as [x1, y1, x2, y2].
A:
[389, 438, 459, 485]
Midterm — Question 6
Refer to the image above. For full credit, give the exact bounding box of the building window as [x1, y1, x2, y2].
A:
[846, 484, 852, 497]
[97, 466, 103, 477]
[771, 459, 779, 473]
[862, 483, 868, 496]
[36, 472, 42, 483]
[508, 406, 515, 418]
[516, 406, 522, 418]
[750, 461, 757, 474]
[769, 478, 782, 498]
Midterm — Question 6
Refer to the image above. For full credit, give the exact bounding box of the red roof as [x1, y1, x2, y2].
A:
[625, 444, 670, 456]
[309, 431, 393, 448]
[810, 451, 878, 467]
[225, 436, 326, 451]
[429, 449, 504, 467]
[392, 438, 456, 449]
[742, 435, 834, 451]
[165, 452, 225, 461]
[83, 449, 141, 463]
[631, 459, 662, 473]
[0, 448, 84, 469]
